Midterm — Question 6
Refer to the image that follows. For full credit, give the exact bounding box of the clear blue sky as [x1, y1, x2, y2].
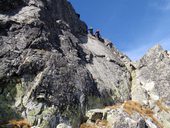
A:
[69, 0, 170, 60]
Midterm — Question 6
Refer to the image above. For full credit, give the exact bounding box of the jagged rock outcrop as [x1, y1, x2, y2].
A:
[0, 0, 170, 128]
[82, 45, 170, 128]
[131, 45, 170, 128]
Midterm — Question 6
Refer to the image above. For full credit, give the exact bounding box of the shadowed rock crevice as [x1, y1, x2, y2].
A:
[0, 0, 26, 14]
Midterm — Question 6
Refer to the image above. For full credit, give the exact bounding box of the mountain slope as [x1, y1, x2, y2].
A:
[0, 0, 132, 127]
[0, 0, 170, 128]
[82, 45, 170, 128]
[80, 35, 131, 105]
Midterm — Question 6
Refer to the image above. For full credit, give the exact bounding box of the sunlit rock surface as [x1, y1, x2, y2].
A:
[0, 0, 170, 128]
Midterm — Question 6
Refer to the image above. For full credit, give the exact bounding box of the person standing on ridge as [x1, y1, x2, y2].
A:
[76, 13, 80, 19]
[95, 29, 104, 42]
[95, 29, 101, 39]
[88, 27, 93, 35]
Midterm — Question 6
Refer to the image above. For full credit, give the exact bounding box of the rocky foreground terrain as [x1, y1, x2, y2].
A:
[0, 0, 170, 128]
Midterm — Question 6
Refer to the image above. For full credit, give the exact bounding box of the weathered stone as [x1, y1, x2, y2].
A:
[81, 100, 169, 128]
[56, 123, 71, 128]
[86, 109, 108, 122]
[1, 0, 170, 127]
[131, 45, 170, 128]
[81, 35, 131, 105]
[0, 0, 95, 127]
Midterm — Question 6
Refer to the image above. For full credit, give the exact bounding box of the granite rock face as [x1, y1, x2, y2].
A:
[131, 45, 170, 128]
[0, 0, 170, 128]
[80, 35, 131, 106]
[82, 45, 170, 128]
[0, 0, 131, 127]
[0, 0, 96, 127]
[132, 45, 170, 104]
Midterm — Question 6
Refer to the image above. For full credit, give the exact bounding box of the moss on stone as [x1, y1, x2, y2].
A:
[61, 106, 83, 127]
[0, 77, 23, 123]
[38, 107, 57, 128]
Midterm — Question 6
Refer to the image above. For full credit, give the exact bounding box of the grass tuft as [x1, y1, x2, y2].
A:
[0, 119, 31, 128]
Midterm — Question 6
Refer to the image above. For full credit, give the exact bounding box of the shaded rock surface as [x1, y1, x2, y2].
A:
[0, 0, 97, 127]
[0, 0, 170, 128]
[0, 0, 131, 128]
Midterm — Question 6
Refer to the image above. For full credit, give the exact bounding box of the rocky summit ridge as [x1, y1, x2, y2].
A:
[0, 0, 170, 128]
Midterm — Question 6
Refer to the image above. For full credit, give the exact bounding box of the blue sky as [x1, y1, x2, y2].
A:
[69, 0, 170, 60]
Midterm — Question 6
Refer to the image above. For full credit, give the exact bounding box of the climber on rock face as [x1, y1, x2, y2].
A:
[76, 13, 80, 19]
[95, 29, 101, 39]
[165, 50, 170, 57]
[95, 29, 104, 42]
[88, 27, 93, 35]
[168, 51, 170, 57]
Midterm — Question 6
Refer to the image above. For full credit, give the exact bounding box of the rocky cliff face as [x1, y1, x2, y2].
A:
[81, 45, 170, 128]
[0, 0, 170, 128]
[0, 0, 97, 127]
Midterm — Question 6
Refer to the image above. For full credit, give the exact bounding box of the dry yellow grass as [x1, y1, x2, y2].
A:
[9, 119, 31, 128]
[80, 123, 97, 128]
[0, 119, 31, 128]
[123, 101, 163, 128]
[80, 119, 109, 128]
[156, 99, 170, 113]
[80, 100, 165, 128]
[96, 119, 109, 128]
